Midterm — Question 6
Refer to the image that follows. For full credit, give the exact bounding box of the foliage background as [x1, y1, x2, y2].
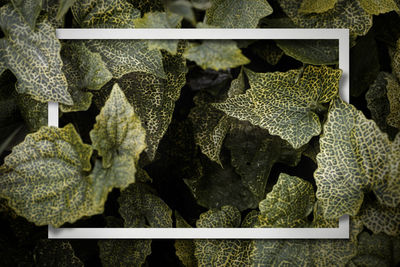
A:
[0, 0, 400, 266]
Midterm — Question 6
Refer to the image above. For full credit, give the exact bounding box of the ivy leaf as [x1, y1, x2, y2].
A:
[0, 4, 71, 105]
[0, 124, 95, 227]
[358, 0, 399, 15]
[175, 211, 197, 267]
[71, 0, 140, 28]
[118, 182, 172, 228]
[392, 39, 400, 81]
[134, 11, 182, 54]
[258, 173, 315, 228]
[205, 0, 273, 28]
[315, 97, 400, 219]
[11, 0, 42, 29]
[90, 83, 146, 171]
[56, 0, 76, 20]
[276, 39, 339, 65]
[277, 0, 372, 39]
[360, 201, 400, 236]
[251, 41, 284, 66]
[194, 206, 253, 266]
[15, 94, 48, 131]
[298, 0, 337, 13]
[183, 40, 250, 71]
[385, 72, 400, 130]
[34, 240, 83, 267]
[129, 0, 164, 13]
[213, 65, 342, 149]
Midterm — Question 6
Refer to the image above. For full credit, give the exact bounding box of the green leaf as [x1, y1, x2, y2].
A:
[213, 65, 342, 149]
[34, 240, 83, 267]
[90, 83, 146, 171]
[392, 39, 400, 81]
[258, 173, 315, 227]
[71, 0, 140, 28]
[164, 0, 195, 24]
[56, 0, 76, 20]
[134, 11, 182, 54]
[85, 39, 166, 79]
[129, 0, 164, 13]
[205, 0, 273, 28]
[15, 94, 48, 131]
[0, 124, 95, 227]
[277, 0, 372, 38]
[194, 206, 253, 266]
[276, 39, 339, 65]
[118, 182, 172, 228]
[299, 0, 337, 13]
[93, 42, 187, 161]
[315, 97, 400, 219]
[361, 201, 400, 236]
[385, 72, 400, 130]
[251, 41, 284, 66]
[183, 40, 250, 71]
[175, 211, 197, 267]
[99, 239, 151, 267]
[358, 0, 399, 15]
[0, 4, 71, 105]
[11, 0, 42, 29]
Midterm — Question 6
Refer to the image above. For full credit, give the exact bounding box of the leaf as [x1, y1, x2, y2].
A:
[213, 65, 342, 149]
[358, 0, 399, 15]
[129, 0, 164, 13]
[392, 39, 400, 81]
[71, 0, 140, 28]
[85, 39, 166, 79]
[118, 182, 172, 228]
[0, 124, 95, 227]
[134, 11, 182, 54]
[194, 206, 253, 266]
[299, 0, 337, 13]
[56, 0, 76, 20]
[94, 42, 187, 161]
[315, 97, 400, 219]
[277, 0, 372, 38]
[90, 83, 146, 171]
[164, 0, 195, 24]
[205, 0, 273, 28]
[0, 4, 71, 105]
[34, 240, 83, 267]
[11, 0, 42, 29]
[360, 201, 400, 236]
[351, 232, 399, 266]
[385, 72, 400, 130]
[257, 173, 315, 227]
[175, 212, 197, 267]
[15, 94, 48, 131]
[366, 72, 392, 133]
[183, 40, 250, 71]
[276, 39, 339, 65]
[99, 239, 151, 267]
[251, 40, 284, 66]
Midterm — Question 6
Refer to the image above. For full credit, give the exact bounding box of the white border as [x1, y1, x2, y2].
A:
[49, 29, 350, 239]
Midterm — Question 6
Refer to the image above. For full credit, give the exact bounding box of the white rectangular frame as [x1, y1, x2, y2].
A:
[48, 28, 350, 239]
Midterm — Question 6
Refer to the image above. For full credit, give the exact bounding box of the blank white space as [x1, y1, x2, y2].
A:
[49, 29, 350, 239]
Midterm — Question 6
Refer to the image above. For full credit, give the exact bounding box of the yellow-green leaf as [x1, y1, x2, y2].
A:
[11, 0, 42, 29]
[0, 124, 94, 227]
[315, 97, 400, 219]
[361, 200, 400, 236]
[385, 72, 400, 130]
[0, 4, 71, 105]
[299, 0, 337, 13]
[213, 65, 342, 148]
[205, 0, 273, 28]
[358, 0, 399, 15]
[258, 173, 315, 228]
[183, 40, 250, 71]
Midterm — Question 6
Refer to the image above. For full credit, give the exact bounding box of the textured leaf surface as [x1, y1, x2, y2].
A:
[276, 39, 338, 65]
[277, 0, 372, 38]
[361, 201, 400, 236]
[194, 206, 252, 266]
[392, 39, 400, 81]
[0, 124, 94, 227]
[134, 11, 182, 54]
[358, 0, 399, 15]
[258, 173, 315, 227]
[205, 0, 273, 28]
[90, 83, 146, 172]
[214, 65, 342, 148]
[0, 4, 71, 105]
[175, 212, 197, 267]
[56, 0, 76, 20]
[385, 72, 400, 129]
[34, 240, 83, 267]
[15, 94, 47, 131]
[11, 0, 42, 29]
[94, 43, 187, 161]
[183, 40, 250, 71]
[118, 182, 172, 228]
[315, 98, 400, 219]
[299, 0, 337, 13]
[71, 0, 140, 28]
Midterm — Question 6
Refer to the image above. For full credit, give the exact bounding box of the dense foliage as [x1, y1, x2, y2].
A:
[0, 0, 399, 266]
